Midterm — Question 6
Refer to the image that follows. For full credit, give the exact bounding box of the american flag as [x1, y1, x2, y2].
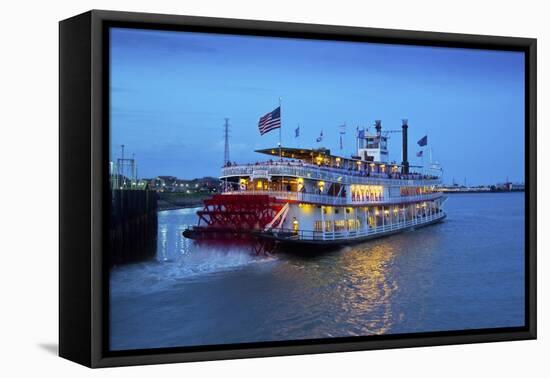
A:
[258, 107, 281, 135]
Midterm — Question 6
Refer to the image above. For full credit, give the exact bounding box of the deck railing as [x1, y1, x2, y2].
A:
[270, 211, 446, 242]
[222, 190, 443, 206]
[221, 162, 441, 186]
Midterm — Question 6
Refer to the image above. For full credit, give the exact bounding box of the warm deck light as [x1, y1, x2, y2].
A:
[292, 217, 299, 231]
[318, 181, 325, 192]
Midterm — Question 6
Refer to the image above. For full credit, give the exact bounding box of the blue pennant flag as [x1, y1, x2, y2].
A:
[316, 131, 323, 143]
[417, 135, 428, 146]
[339, 123, 346, 135]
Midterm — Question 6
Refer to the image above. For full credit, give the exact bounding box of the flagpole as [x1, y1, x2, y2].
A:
[421, 151, 424, 175]
[278, 97, 282, 161]
[356, 127, 359, 154]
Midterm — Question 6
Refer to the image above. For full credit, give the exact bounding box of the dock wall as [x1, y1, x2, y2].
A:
[109, 190, 158, 266]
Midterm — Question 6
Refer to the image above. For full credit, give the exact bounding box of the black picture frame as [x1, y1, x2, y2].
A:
[59, 9, 537, 368]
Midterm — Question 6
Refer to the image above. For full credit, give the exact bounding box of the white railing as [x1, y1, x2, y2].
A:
[222, 190, 443, 207]
[271, 211, 446, 242]
[221, 162, 441, 186]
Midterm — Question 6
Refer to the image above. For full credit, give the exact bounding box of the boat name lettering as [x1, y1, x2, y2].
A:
[251, 170, 270, 180]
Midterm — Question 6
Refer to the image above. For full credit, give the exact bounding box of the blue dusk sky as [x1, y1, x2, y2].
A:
[110, 27, 525, 185]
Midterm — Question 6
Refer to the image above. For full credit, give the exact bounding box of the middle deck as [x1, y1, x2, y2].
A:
[221, 160, 441, 207]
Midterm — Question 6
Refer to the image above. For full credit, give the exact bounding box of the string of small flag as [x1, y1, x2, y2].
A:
[257, 105, 429, 157]
[339, 123, 346, 151]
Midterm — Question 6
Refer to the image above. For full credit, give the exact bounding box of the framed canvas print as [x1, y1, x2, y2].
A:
[59, 10, 536, 368]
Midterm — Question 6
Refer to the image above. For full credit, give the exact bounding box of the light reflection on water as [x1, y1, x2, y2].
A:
[110, 193, 525, 351]
[337, 244, 398, 335]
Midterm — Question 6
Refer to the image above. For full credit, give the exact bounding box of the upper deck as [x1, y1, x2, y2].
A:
[221, 160, 441, 187]
[222, 146, 440, 186]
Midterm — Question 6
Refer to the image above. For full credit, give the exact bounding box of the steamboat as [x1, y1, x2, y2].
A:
[183, 119, 446, 251]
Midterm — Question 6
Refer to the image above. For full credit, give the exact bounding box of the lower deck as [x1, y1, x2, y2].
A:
[262, 209, 446, 245]
[278, 196, 446, 240]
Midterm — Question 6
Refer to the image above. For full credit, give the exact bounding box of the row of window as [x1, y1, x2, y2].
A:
[312, 203, 442, 232]
[314, 219, 361, 232]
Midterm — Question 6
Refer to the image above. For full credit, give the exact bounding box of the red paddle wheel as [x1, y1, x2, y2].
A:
[197, 194, 284, 230]
[182, 194, 286, 254]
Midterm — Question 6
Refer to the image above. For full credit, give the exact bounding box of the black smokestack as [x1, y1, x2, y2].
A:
[402, 119, 409, 174]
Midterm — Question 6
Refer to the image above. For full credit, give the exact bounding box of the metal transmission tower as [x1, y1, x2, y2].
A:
[112, 144, 138, 190]
[223, 118, 230, 166]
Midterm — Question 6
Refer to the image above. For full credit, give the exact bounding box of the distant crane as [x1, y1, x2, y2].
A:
[369, 119, 404, 137]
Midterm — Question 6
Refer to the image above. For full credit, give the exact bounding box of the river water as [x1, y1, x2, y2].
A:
[109, 192, 525, 351]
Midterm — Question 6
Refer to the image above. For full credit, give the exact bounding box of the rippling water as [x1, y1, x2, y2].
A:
[109, 192, 525, 351]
